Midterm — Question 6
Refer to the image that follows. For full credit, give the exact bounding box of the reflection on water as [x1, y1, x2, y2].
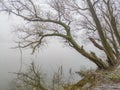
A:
[0, 42, 96, 90]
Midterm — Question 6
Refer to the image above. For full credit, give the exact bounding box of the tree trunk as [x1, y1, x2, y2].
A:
[86, 0, 117, 66]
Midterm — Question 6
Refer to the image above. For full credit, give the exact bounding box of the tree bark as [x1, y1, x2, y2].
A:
[87, 0, 117, 66]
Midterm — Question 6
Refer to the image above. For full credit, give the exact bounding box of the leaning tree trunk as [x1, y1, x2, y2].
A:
[86, 0, 118, 67]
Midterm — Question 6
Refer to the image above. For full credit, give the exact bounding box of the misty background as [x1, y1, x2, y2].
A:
[0, 2, 97, 90]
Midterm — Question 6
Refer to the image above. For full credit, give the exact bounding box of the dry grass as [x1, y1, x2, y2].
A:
[70, 68, 120, 90]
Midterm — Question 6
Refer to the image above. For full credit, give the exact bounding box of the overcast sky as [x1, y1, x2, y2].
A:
[0, 1, 97, 90]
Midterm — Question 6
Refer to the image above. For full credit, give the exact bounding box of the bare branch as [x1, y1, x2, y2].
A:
[89, 37, 104, 50]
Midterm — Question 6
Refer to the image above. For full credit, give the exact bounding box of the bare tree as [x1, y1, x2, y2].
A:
[0, 0, 120, 70]
[11, 62, 47, 90]
[9, 62, 76, 90]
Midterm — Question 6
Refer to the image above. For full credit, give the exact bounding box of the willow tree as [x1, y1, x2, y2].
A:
[0, 0, 120, 70]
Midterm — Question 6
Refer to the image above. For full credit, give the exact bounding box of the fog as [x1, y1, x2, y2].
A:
[0, 12, 97, 90]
